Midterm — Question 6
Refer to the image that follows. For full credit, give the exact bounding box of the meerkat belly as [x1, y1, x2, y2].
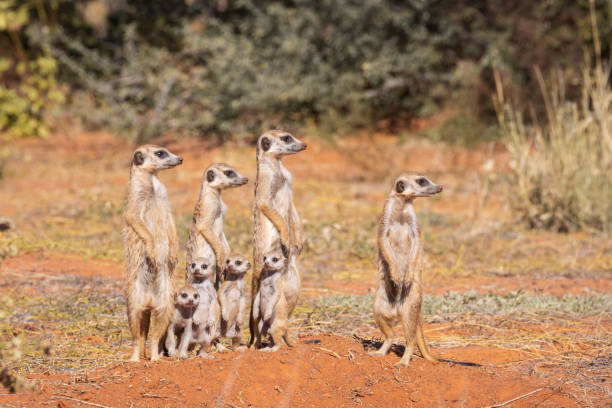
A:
[388, 223, 411, 274]
[144, 200, 171, 260]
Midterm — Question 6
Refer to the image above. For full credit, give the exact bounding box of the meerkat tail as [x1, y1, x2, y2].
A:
[416, 319, 437, 362]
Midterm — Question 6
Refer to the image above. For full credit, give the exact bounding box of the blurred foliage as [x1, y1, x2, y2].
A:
[1, 0, 612, 140]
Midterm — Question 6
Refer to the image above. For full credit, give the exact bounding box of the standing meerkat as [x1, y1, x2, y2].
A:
[253, 246, 290, 352]
[250, 130, 306, 347]
[188, 257, 221, 358]
[165, 286, 200, 360]
[124, 145, 182, 362]
[186, 163, 248, 288]
[218, 254, 251, 350]
[370, 173, 442, 367]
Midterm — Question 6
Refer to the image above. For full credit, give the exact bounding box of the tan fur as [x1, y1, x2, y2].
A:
[370, 172, 442, 367]
[250, 130, 306, 347]
[165, 286, 199, 360]
[186, 163, 248, 288]
[218, 254, 250, 350]
[124, 144, 182, 362]
[252, 246, 291, 352]
[187, 257, 221, 358]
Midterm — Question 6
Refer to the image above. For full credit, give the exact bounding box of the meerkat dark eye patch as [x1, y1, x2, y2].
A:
[281, 135, 293, 143]
[133, 151, 144, 166]
[181, 293, 188, 298]
[261, 137, 271, 151]
[396, 180, 405, 193]
[202, 264, 207, 269]
[191, 263, 196, 269]
[155, 150, 168, 158]
[416, 178, 429, 187]
[206, 170, 215, 183]
[236, 260, 242, 266]
[194, 293, 199, 298]
[223, 170, 236, 178]
[263, 256, 267, 262]
[272, 257, 279, 263]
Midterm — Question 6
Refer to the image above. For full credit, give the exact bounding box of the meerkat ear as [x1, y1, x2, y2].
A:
[261, 137, 271, 151]
[396, 180, 405, 193]
[206, 170, 215, 183]
[133, 151, 144, 166]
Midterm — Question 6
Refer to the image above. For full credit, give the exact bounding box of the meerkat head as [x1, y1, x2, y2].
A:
[225, 254, 251, 278]
[131, 145, 183, 173]
[392, 173, 443, 200]
[262, 247, 287, 273]
[188, 257, 216, 281]
[174, 285, 200, 308]
[257, 130, 307, 159]
[203, 163, 248, 190]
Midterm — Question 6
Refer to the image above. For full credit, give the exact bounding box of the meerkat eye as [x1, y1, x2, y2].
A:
[416, 178, 429, 187]
[226, 259, 230, 264]
[236, 260, 242, 266]
[194, 293, 199, 299]
[263, 256, 267, 262]
[223, 170, 236, 178]
[202, 264, 208, 269]
[281, 135, 293, 143]
[155, 150, 168, 158]
[191, 263, 196, 269]
[181, 293, 188, 298]
[272, 257, 279, 263]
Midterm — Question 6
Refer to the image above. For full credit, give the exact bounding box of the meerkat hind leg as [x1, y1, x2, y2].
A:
[149, 308, 170, 362]
[369, 314, 394, 357]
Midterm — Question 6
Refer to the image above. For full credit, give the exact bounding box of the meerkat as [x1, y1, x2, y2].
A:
[370, 173, 442, 367]
[218, 254, 250, 350]
[250, 130, 306, 347]
[165, 286, 200, 360]
[124, 145, 182, 362]
[186, 163, 248, 288]
[187, 257, 221, 358]
[253, 246, 290, 352]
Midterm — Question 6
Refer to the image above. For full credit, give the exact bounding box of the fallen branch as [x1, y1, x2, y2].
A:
[480, 388, 544, 408]
[51, 395, 114, 408]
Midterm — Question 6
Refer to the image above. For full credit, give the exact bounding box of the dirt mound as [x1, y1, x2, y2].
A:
[1, 334, 578, 408]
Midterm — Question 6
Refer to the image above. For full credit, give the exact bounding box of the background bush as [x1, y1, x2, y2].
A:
[1, 0, 611, 141]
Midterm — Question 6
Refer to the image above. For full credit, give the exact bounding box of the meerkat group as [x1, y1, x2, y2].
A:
[123, 130, 441, 367]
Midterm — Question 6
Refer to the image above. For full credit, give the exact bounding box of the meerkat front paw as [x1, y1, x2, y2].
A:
[260, 345, 281, 353]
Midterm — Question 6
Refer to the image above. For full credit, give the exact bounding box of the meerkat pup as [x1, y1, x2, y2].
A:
[186, 163, 248, 288]
[370, 173, 442, 367]
[253, 246, 290, 352]
[250, 130, 306, 347]
[124, 145, 182, 362]
[218, 254, 251, 350]
[187, 257, 221, 358]
[165, 286, 200, 360]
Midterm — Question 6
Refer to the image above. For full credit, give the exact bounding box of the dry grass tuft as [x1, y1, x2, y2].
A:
[495, 9, 612, 232]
